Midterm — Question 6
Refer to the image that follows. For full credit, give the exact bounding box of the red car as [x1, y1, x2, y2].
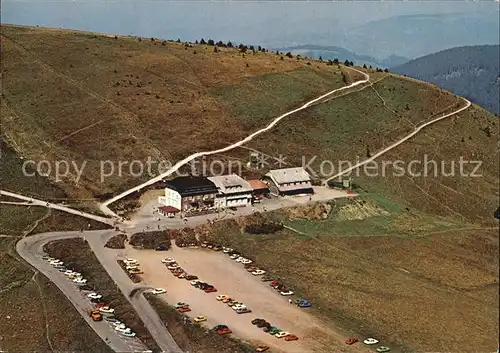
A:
[285, 334, 299, 341]
[204, 287, 217, 293]
[93, 303, 106, 308]
[345, 337, 358, 345]
[270, 280, 281, 287]
[216, 328, 232, 335]
[178, 307, 191, 313]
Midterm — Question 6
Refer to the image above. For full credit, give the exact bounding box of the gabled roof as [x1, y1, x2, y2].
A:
[247, 179, 269, 191]
[266, 167, 311, 184]
[165, 176, 217, 196]
[208, 174, 252, 194]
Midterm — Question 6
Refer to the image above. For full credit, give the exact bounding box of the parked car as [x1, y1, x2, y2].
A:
[252, 270, 266, 276]
[173, 302, 188, 309]
[345, 337, 358, 345]
[193, 316, 206, 323]
[122, 331, 136, 338]
[115, 324, 131, 333]
[376, 347, 390, 352]
[73, 277, 88, 285]
[216, 295, 229, 301]
[251, 318, 264, 325]
[275, 331, 290, 338]
[151, 288, 166, 295]
[104, 317, 121, 325]
[255, 345, 269, 352]
[161, 257, 175, 264]
[257, 321, 271, 329]
[88, 310, 103, 321]
[124, 258, 138, 265]
[285, 334, 299, 341]
[268, 327, 281, 335]
[155, 244, 169, 251]
[215, 327, 232, 335]
[364, 338, 379, 345]
[280, 290, 294, 296]
[236, 307, 252, 314]
[178, 307, 191, 313]
[185, 275, 198, 280]
[204, 287, 217, 293]
[297, 299, 312, 307]
[98, 306, 115, 314]
[87, 293, 102, 299]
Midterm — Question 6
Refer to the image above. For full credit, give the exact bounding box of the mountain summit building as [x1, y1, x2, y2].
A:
[208, 174, 252, 209]
[265, 167, 313, 195]
[159, 176, 218, 215]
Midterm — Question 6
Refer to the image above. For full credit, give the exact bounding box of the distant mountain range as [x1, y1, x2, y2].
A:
[393, 45, 499, 115]
[274, 45, 408, 68]
[333, 12, 499, 60]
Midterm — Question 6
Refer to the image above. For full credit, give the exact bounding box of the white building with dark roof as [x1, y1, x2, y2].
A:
[265, 167, 313, 195]
[208, 174, 253, 209]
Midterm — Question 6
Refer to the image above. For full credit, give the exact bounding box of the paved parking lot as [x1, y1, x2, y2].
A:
[122, 244, 368, 353]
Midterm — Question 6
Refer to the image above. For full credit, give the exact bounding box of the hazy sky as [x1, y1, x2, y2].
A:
[3, 0, 498, 57]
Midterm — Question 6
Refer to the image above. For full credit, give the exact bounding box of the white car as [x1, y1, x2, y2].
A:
[123, 258, 138, 265]
[216, 295, 229, 301]
[190, 280, 201, 286]
[109, 320, 123, 327]
[50, 260, 64, 266]
[229, 254, 239, 260]
[275, 331, 290, 338]
[87, 293, 102, 299]
[161, 257, 175, 264]
[151, 288, 166, 295]
[122, 331, 136, 338]
[73, 278, 87, 284]
[99, 306, 115, 314]
[43, 256, 55, 261]
[126, 265, 139, 270]
[68, 272, 82, 279]
[280, 290, 294, 296]
[241, 259, 253, 264]
[232, 304, 246, 310]
[235, 257, 245, 262]
[364, 338, 379, 345]
[167, 265, 179, 270]
[222, 248, 233, 253]
[252, 270, 266, 276]
[115, 325, 131, 333]
[63, 270, 75, 276]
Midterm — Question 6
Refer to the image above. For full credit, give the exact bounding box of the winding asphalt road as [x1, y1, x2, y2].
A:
[15, 231, 143, 352]
[17, 229, 183, 353]
[0, 190, 114, 225]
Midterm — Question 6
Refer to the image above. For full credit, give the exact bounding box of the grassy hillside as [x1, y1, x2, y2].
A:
[1, 25, 345, 198]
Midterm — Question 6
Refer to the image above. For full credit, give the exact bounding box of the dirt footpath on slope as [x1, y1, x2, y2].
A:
[125, 244, 372, 353]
